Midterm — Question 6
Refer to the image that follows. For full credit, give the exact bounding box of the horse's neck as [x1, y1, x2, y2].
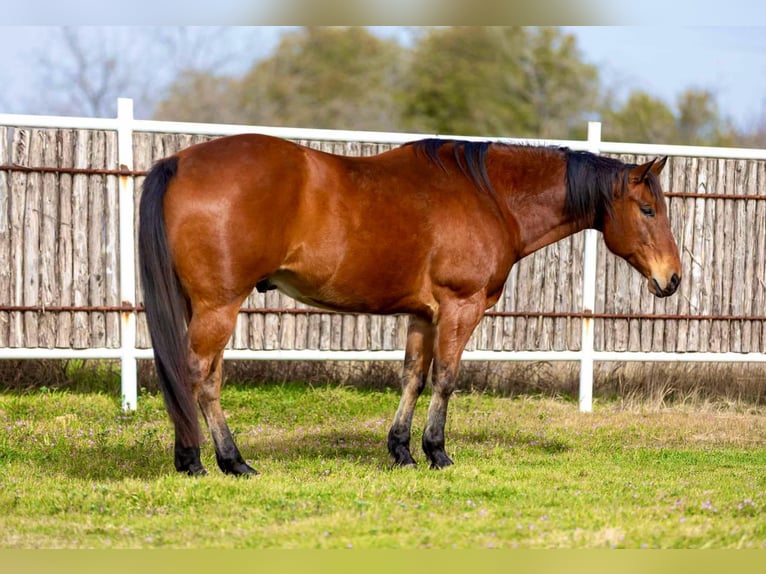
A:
[513, 189, 585, 257]
[490, 149, 588, 258]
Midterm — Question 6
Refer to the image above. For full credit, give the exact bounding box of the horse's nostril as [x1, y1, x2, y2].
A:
[670, 273, 680, 290]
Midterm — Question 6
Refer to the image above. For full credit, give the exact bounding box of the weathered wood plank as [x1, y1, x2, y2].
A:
[330, 313, 343, 351]
[675, 157, 694, 351]
[554, 234, 572, 351]
[686, 159, 706, 351]
[719, 160, 736, 352]
[38, 130, 59, 348]
[22, 130, 43, 347]
[294, 303, 309, 350]
[0, 127, 10, 346]
[0, 126, 11, 347]
[501, 265, 517, 351]
[370, 314, 383, 350]
[740, 160, 758, 351]
[696, 159, 715, 352]
[278, 293, 296, 350]
[354, 313, 369, 351]
[134, 132, 151, 348]
[249, 290, 265, 350]
[341, 314, 356, 351]
[319, 313, 332, 351]
[709, 159, 726, 353]
[104, 132, 120, 348]
[71, 130, 91, 349]
[262, 289, 281, 350]
[754, 161, 766, 352]
[88, 130, 106, 348]
[56, 130, 74, 348]
[9, 129, 29, 347]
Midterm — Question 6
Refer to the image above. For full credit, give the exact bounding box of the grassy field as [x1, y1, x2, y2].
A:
[1, 382, 765, 549]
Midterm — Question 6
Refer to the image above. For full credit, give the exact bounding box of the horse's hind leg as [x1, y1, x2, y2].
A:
[387, 315, 435, 466]
[196, 349, 256, 476]
[185, 303, 256, 477]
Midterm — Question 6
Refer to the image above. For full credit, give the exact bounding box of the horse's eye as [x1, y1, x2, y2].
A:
[640, 205, 656, 217]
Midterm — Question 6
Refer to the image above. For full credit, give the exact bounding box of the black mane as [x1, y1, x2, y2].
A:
[564, 150, 625, 228]
[409, 138, 663, 228]
[410, 139, 495, 194]
[564, 150, 664, 228]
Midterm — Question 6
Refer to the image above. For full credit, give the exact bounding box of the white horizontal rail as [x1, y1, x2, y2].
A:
[592, 351, 766, 363]
[0, 113, 120, 131]
[3, 108, 766, 159]
[0, 348, 125, 360]
[223, 350, 766, 364]
[3, 348, 766, 364]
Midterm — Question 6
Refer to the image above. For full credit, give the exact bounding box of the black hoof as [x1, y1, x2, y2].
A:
[389, 445, 417, 467]
[217, 455, 259, 477]
[228, 462, 259, 478]
[422, 437, 453, 469]
[175, 444, 206, 476]
[391, 457, 417, 469]
[428, 452, 454, 470]
[388, 428, 417, 467]
[185, 465, 208, 477]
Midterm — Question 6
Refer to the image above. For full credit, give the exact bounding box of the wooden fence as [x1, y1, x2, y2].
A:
[2, 126, 765, 356]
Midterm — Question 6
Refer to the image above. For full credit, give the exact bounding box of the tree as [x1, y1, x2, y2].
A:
[601, 91, 678, 144]
[36, 27, 141, 117]
[601, 88, 738, 146]
[400, 27, 527, 135]
[235, 27, 406, 130]
[517, 27, 600, 139]
[400, 27, 600, 138]
[739, 111, 766, 148]
[676, 89, 737, 146]
[152, 70, 243, 124]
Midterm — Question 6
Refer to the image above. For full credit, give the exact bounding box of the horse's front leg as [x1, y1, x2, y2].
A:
[387, 315, 435, 466]
[422, 294, 485, 469]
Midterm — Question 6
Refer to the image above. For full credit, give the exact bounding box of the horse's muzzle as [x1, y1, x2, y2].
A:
[650, 273, 681, 298]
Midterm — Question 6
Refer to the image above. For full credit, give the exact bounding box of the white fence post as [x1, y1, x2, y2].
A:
[579, 121, 602, 413]
[117, 98, 138, 411]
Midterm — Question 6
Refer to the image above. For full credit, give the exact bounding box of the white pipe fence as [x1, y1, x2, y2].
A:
[1, 97, 766, 413]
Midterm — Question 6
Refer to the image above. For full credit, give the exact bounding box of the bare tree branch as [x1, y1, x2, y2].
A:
[32, 26, 266, 118]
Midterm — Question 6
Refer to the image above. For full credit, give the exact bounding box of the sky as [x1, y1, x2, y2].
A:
[0, 25, 765, 133]
[562, 26, 766, 130]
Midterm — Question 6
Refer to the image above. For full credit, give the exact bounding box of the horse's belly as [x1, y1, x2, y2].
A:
[265, 267, 433, 317]
[268, 274, 341, 311]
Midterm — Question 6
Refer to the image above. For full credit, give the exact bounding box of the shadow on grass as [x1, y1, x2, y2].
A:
[38, 429, 388, 481]
[242, 426, 572, 470]
[242, 428, 390, 468]
[33, 442, 173, 481]
[29, 421, 570, 482]
[452, 428, 572, 454]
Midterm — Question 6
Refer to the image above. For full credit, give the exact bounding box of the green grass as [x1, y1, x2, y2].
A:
[1, 382, 765, 548]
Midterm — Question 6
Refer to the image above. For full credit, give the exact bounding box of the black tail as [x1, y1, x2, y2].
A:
[138, 156, 199, 447]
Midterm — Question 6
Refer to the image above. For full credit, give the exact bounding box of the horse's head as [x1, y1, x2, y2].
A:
[601, 157, 682, 298]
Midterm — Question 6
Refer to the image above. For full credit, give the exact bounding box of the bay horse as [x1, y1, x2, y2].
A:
[138, 134, 681, 476]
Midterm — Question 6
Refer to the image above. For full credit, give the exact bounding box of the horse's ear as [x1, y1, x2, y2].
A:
[629, 158, 657, 184]
[650, 156, 668, 176]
